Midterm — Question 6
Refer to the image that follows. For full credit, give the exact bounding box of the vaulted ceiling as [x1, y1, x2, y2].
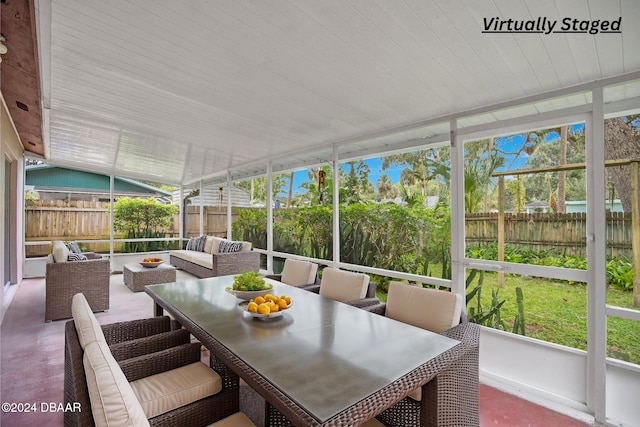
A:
[3, 0, 640, 186]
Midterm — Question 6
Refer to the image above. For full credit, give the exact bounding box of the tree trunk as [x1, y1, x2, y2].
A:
[557, 126, 568, 213]
[287, 172, 294, 208]
[604, 118, 640, 213]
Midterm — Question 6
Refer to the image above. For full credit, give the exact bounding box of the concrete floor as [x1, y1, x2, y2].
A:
[0, 272, 590, 426]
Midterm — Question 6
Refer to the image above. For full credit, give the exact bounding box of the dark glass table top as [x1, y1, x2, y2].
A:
[146, 276, 459, 424]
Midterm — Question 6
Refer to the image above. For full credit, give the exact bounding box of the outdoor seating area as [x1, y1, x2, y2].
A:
[1, 270, 590, 427]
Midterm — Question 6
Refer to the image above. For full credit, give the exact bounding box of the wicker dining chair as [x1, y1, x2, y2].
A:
[360, 282, 480, 427]
[65, 315, 242, 427]
[300, 267, 379, 307]
[265, 258, 319, 287]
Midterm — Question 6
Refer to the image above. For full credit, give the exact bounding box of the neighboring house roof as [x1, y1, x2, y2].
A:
[26, 165, 172, 198]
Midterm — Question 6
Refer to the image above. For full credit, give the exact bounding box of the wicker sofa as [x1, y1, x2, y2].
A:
[45, 241, 110, 322]
[169, 236, 259, 278]
[65, 293, 253, 427]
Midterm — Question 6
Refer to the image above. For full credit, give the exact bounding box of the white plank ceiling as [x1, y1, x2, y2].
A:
[36, 0, 640, 185]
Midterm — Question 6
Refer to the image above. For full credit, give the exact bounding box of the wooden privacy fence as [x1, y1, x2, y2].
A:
[25, 201, 236, 257]
[466, 212, 633, 258]
[25, 201, 634, 259]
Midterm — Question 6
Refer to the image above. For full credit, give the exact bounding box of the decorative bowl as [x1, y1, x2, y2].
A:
[245, 310, 285, 320]
[140, 258, 164, 268]
[225, 286, 273, 301]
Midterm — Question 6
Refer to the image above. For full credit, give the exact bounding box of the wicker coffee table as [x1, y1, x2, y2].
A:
[123, 262, 176, 292]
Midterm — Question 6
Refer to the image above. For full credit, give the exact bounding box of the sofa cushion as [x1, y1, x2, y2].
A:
[83, 341, 150, 427]
[52, 240, 70, 263]
[385, 282, 462, 334]
[208, 412, 256, 427]
[130, 362, 222, 419]
[218, 240, 243, 253]
[204, 236, 215, 253]
[71, 293, 106, 349]
[240, 241, 252, 252]
[209, 237, 225, 254]
[187, 251, 214, 269]
[319, 268, 369, 302]
[280, 259, 318, 286]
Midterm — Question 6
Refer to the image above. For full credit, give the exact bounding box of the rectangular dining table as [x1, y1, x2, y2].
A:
[145, 276, 463, 427]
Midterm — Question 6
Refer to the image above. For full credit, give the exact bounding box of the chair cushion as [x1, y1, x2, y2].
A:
[71, 293, 106, 349]
[280, 259, 318, 286]
[52, 240, 70, 263]
[83, 341, 150, 427]
[130, 362, 222, 419]
[385, 282, 463, 333]
[208, 412, 256, 427]
[319, 268, 369, 302]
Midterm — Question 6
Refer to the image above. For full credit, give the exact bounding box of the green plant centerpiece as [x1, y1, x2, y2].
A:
[231, 271, 272, 292]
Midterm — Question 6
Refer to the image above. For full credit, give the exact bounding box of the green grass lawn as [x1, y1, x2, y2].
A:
[473, 273, 640, 365]
[376, 270, 640, 365]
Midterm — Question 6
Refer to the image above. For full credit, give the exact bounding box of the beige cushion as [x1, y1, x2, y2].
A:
[71, 293, 106, 349]
[385, 282, 463, 334]
[208, 412, 256, 427]
[83, 341, 150, 427]
[204, 236, 215, 253]
[52, 240, 70, 263]
[280, 259, 318, 286]
[186, 251, 214, 269]
[209, 237, 225, 254]
[240, 241, 252, 251]
[319, 268, 369, 302]
[130, 362, 222, 419]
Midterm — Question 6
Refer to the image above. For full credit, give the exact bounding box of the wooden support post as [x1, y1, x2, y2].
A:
[631, 161, 640, 307]
[498, 176, 505, 288]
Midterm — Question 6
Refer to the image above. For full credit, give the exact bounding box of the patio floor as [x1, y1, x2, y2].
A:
[0, 272, 590, 426]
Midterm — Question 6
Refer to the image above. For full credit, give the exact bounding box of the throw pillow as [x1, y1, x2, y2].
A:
[66, 241, 83, 254]
[186, 236, 207, 251]
[68, 253, 88, 261]
[195, 235, 207, 252]
[218, 240, 243, 253]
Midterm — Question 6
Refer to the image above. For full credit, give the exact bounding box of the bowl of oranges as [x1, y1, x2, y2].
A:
[140, 257, 164, 268]
[244, 294, 292, 320]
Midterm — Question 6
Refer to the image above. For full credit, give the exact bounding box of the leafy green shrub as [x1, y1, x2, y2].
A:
[113, 197, 178, 253]
[607, 258, 634, 291]
[467, 243, 633, 291]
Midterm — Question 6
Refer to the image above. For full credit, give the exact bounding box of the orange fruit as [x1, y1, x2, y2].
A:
[254, 296, 266, 305]
[247, 302, 258, 313]
[282, 296, 291, 305]
[264, 293, 274, 302]
[277, 299, 288, 310]
[267, 301, 279, 312]
[257, 303, 271, 314]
